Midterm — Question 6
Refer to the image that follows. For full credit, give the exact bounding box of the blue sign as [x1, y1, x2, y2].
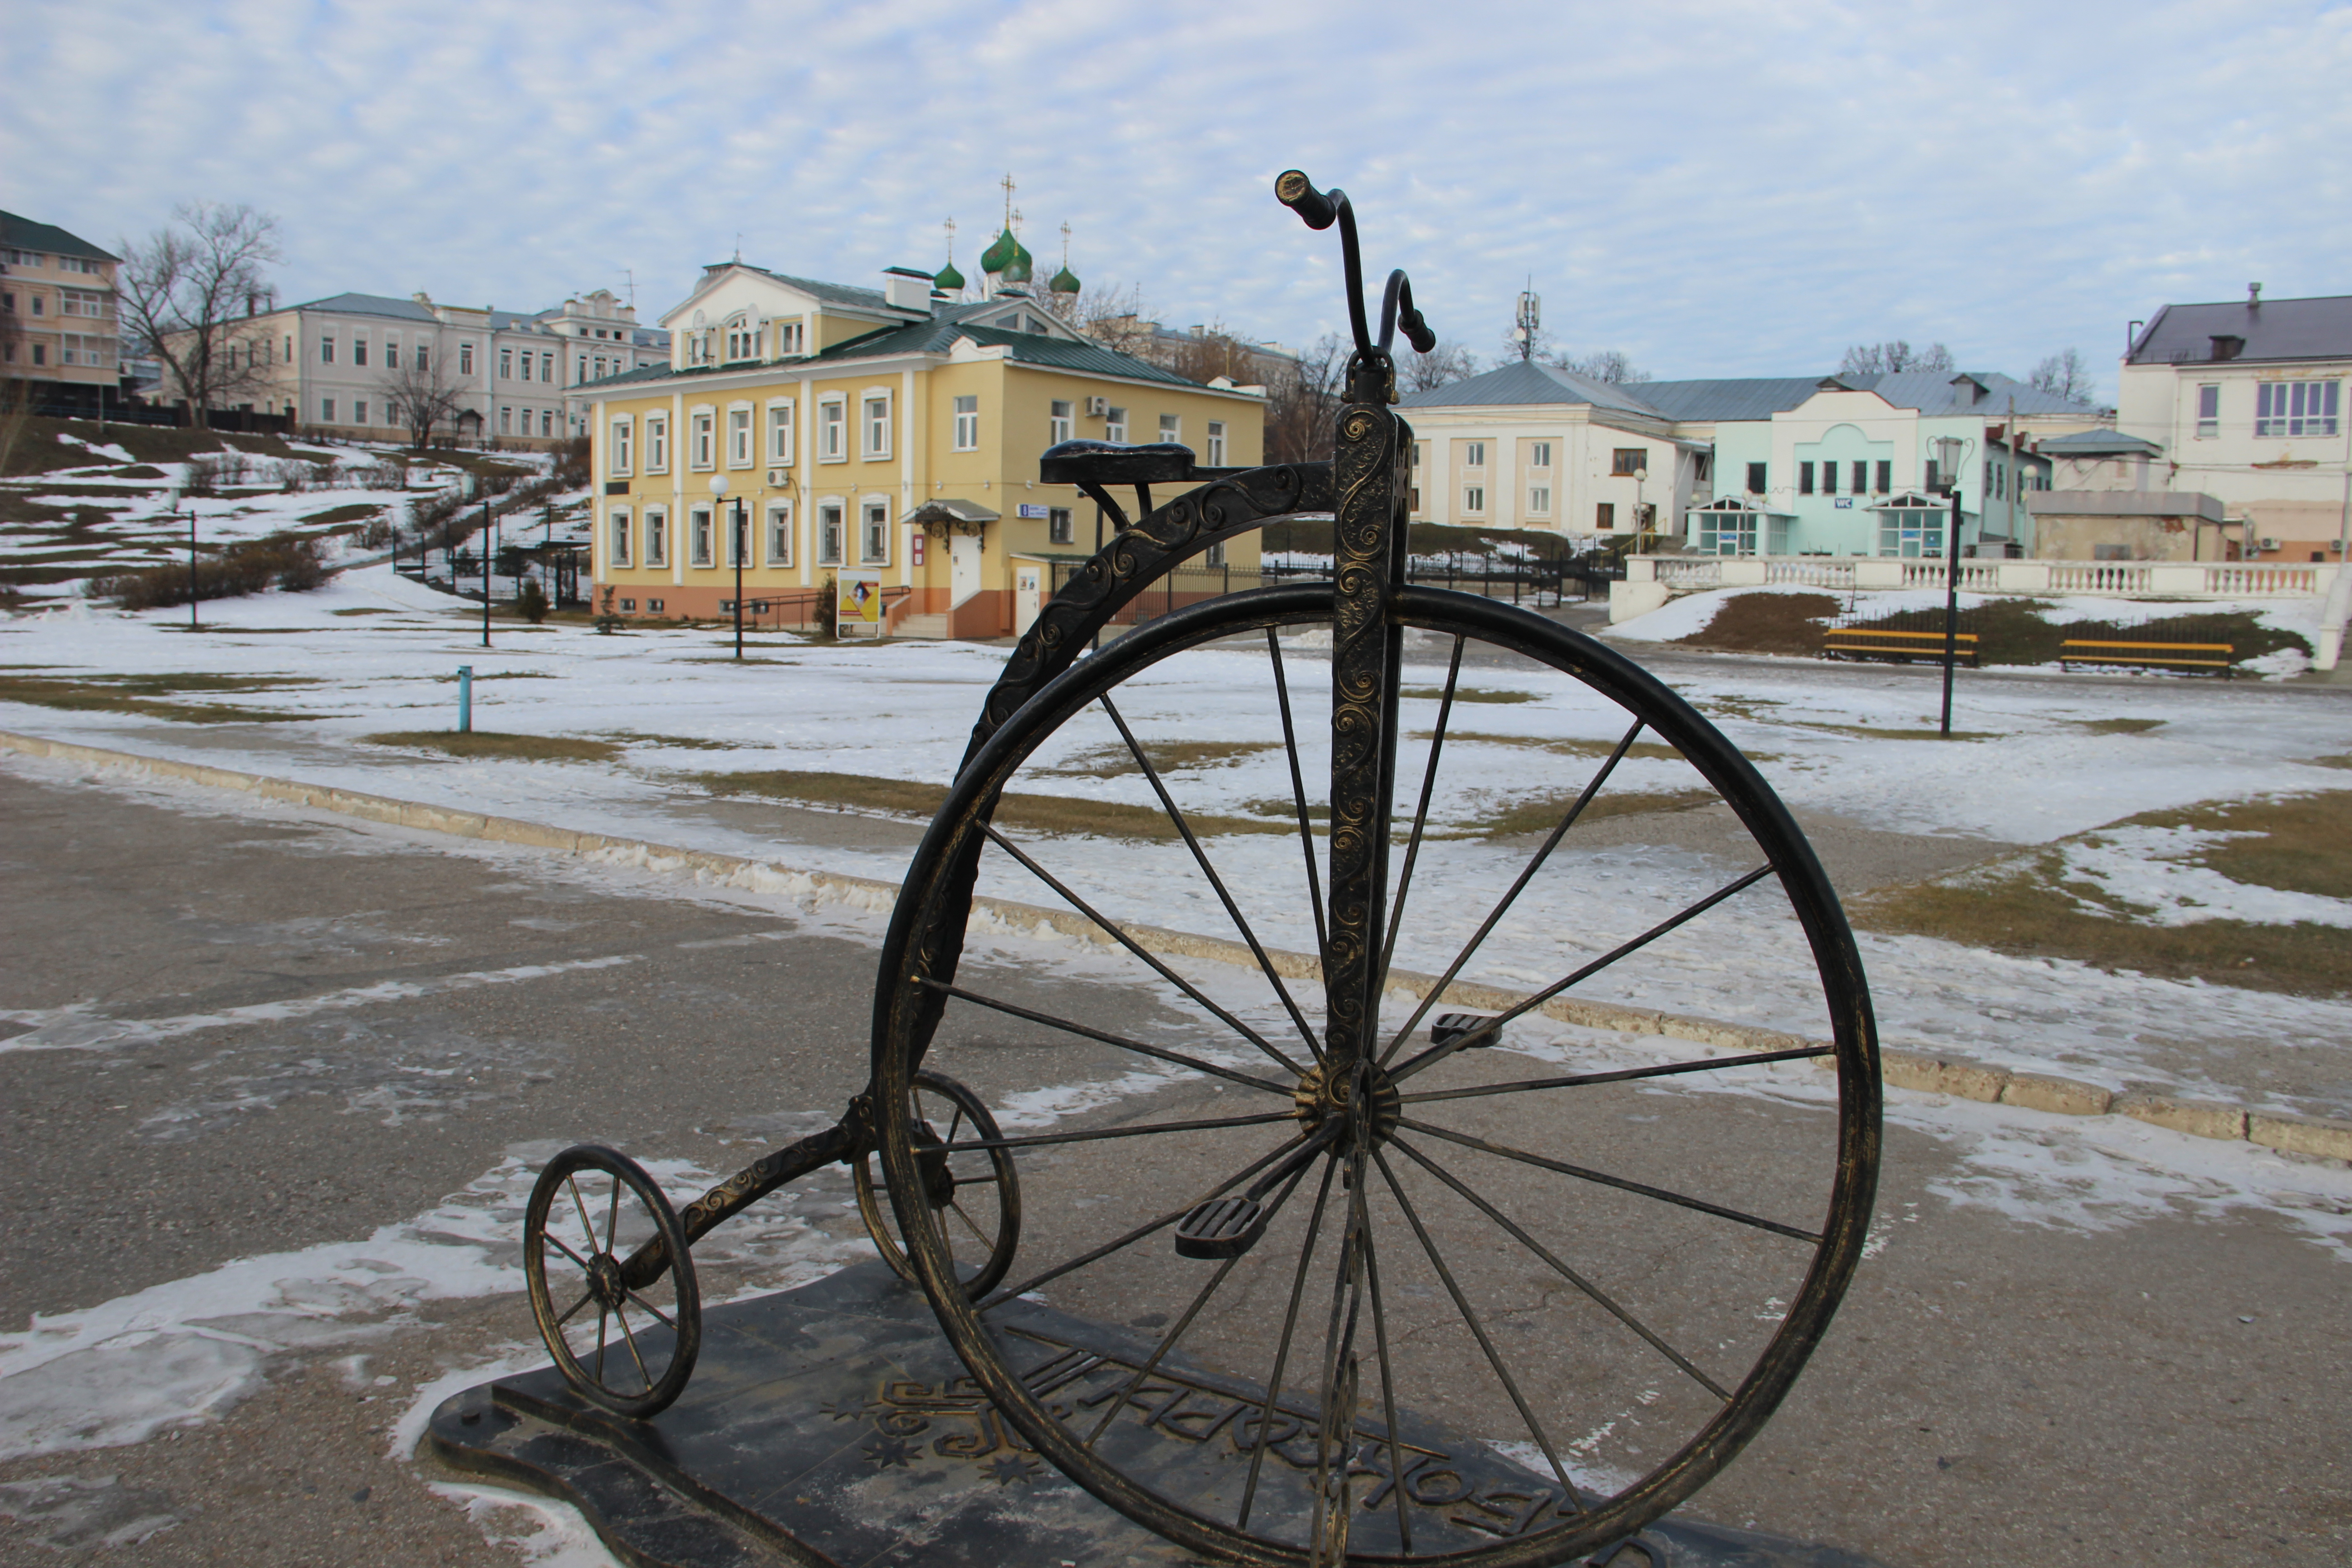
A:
[1017, 503, 1050, 519]
[1833, 497, 1854, 509]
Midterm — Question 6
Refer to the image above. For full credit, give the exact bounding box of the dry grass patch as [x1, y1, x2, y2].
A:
[329, 607, 397, 617]
[1039, 739, 1276, 778]
[607, 731, 745, 752]
[2073, 717, 2165, 735]
[2135, 790, 2352, 900]
[1457, 787, 1716, 838]
[1401, 686, 1539, 705]
[0, 671, 322, 723]
[362, 730, 622, 763]
[1419, 730, 1706, 763]
[698, 769, 1286, 839]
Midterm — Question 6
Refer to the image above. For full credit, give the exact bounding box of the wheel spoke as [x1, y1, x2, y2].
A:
[566, 1176, 600, 1256]
[1389, 864, 1775, 1083]
[1081, 1159, 1315, 1450]
[1237, 1158, 1340, 1529]
[1358, 1217, 1412, 1554]
[949, 1198, 995, 1249]
[1401, 1045, 1833, 1105]
[943, 1109, 1297, 1155]
[1371, 1148, 1580, 1508]
[1377, 633, 1465, 999]
[1396, 1117, 1822, 1243]
[1309, 1141, 1372, 1561]
[916, 978, 1294, 1096]
[543, 1231, 594, 1272]
[983, 825, 1306, 1077]
[604, 1174, 622, 1252]
[554, 1287, 596, 1328]
[1099, 693, 1326, 1063]
[624, 1290, 678, 1332]
[1267, 628, 1329, 966]
[1378, 719, 1650, 1065]
[614, 1303, 654, 1394]
[592, 1306, 609, 1384]
[979, 1134, 1303, 1311]
[1389, 1135, 1729, 1400]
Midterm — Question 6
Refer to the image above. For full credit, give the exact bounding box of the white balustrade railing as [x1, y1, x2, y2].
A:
[1655, 559, 1722, 588]
[1764, 559, 1854, 588]
[1626, 555, 2341, 603]
[2045, 563, 2151, 594]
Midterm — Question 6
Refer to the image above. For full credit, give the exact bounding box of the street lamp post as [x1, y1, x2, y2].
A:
[186, 501, 199, 631]
[1933, 436, 1969, 738]
[482, 503, 494, 648]
[711, 475, 745, 658]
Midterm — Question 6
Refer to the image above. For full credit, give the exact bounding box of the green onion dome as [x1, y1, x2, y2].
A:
[934, 259, 965, 294]
[1001, 239, 1034, 285]
[978, 226, 1019, 277]
[1050, 263, 1081, 295]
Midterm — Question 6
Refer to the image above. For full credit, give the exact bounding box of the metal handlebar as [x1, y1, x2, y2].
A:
[1275, 169, 1436, 399]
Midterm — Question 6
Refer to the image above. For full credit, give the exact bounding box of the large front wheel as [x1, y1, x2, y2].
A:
[874, 586, 1879, 1566]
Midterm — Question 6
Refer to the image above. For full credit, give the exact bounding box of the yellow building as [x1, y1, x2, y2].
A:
[586, 255, 1265, 637]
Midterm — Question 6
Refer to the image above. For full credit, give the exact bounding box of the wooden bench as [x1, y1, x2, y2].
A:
[1822, 627, 1979, 666]
[2058, 638, 2234, 674]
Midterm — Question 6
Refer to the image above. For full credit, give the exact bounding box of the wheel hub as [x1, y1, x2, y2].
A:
[1292, 1057, 1400, 1152]
[587, 1253, 628, 1310]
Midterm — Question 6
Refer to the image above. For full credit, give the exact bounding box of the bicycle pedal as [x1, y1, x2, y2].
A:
[1431, 1013, 1502, 1049]
[1175, 1195, 1266, 1259]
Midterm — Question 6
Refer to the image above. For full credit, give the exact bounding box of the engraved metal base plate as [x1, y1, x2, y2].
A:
[427, 1261, 1886, 1568]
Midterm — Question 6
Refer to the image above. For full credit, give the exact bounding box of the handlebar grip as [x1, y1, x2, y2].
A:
[1399, 306, 1436, 355]
[1275, 169, 1338, 230]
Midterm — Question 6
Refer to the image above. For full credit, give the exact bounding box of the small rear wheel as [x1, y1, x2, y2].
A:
[524, 1144, 701, 1419]
[854, 1069, 1023, 1297]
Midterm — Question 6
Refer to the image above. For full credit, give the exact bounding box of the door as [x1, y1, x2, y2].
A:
[950, 534, 983, 606]
[1014, 563, 1042, 635]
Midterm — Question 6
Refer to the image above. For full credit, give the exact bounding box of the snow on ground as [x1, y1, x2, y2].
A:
[5, 563, 2352, 1111]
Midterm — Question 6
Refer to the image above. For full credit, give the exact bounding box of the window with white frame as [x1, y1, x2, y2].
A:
[1877, 505, 1945, 558]
[1049, 507, 1073, 545]
[611, 416, 633, 475]
[862, 395, 892, 459]
[2196, 384, 2220, 438]
[953, 395, 979, 451]
[321, 334, 336, 364]
[729, 406, 753, 466]
[1205, 541, 1227, 567]
[1463, 441, 1485, 468]
[767, 502, 793, 566]
[777, 321, 805, 355]
[691, 411, 715, 468]
[2256, 380, 2338, 438]
[353, 335, 368, 368]
[460, 342, 475, 376]
[500, 407, 511, 434]
[354, 400, 369, 425]
[540, 352, 554, 383]
[769, 401, 794, 463]
[1206, 421, 1226, 466]
[1159, 413, 1180, 445]
[322, 397, 337, 421]
[817, 503, 844, 564]
[860, 501, 890, 565]
[1695, 505, 1759, 556]
[1104, 406, 1127, 443]
[645, 509, 668, 566]
[820, 400, 846, 461]
[722, 504, 747, 566]
[691, 507, 714, 566]
[1529, 440, 1552, 468]
[609, 508, 631, 567]
[383, 333, 399, 370]
[541, 410, 553, 437]
[647, 416, 668, 472]
[415, 343, 428, 372]
[1463, 485, 1485, 513]
[499, 347, 513, 378]
[1528, 485, 1551, 514]
[1050, 400, 1073, 445]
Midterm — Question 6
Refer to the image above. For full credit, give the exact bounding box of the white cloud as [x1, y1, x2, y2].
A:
[10, 0, 2351, 400]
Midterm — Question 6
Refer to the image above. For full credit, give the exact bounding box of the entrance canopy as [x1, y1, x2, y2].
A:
[904, 498, 999, 538]
[1686, 496, 1793, 556]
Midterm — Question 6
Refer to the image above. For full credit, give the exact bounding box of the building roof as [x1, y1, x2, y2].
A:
[2128, 293, 2352, 367]
[1397, 363, 2098, 423]
[0, 211, 119, 264]
[2038, 426, 2163, 457]
[1630, 377, 1825, 421]
[291, 291, 442, 322]
[1854, 369, 2095, 416]
[1396, 359, 1666, 416]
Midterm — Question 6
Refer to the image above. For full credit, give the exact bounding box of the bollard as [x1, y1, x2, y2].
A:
[457, 665, 473, 732]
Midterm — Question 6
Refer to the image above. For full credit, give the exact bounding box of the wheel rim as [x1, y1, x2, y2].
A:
[853, 1069, 1024, 1298]
[524, 1144, 702, 1420]
[875, 585, 1879, 1566]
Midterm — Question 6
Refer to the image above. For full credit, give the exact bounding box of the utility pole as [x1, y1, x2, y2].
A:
[187, 504, 199, 631]
[482, 503, 493, 647]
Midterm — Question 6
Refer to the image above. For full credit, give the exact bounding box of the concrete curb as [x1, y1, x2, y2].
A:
[6, 726, 2349, 1166]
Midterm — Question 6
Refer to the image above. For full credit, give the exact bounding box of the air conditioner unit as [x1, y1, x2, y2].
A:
[1086, 396, 1109, 416]
[768, 469, 787, 486]
[2258, 537, 2281, 551]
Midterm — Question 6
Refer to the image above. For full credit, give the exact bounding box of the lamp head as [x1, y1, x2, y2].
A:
[708, 474, 730, 498]
[1633, 466, 1648, 483]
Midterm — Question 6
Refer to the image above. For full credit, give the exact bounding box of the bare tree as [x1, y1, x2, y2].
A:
[1498, 318, 1555, 365]
[1264, 333, 1346, 466]
[1840, 339, 1955, 376]
[1072, 281, 1157, 359]
[1401, 339, 1479, 393]
[117, 204, 283, 429]
[2028, 348, 2095, 405]
[1554, 348, 1651, 384]
[380, 345, 467, 449]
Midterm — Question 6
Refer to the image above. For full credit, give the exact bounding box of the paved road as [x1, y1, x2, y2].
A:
[2, 762, 2347, 1566]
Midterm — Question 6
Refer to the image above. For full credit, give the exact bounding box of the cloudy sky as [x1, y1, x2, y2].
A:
[13, 1, 2350, 400]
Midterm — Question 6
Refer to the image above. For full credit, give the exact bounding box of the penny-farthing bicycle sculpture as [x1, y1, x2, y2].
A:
[528, 171, 1882, 1567]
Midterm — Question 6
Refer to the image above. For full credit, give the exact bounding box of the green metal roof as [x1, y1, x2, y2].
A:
[0, 211, 118, 263]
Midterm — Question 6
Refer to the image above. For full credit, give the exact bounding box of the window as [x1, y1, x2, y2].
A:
[460, 343, 475, 376]
[1595, 502, 1616, 530]
[415, 344, 428, 372]
[1528, 440, 1552, 469]
[819, 399, 846, 460]
[646, 598, 665, 613]
[1798, 461, 1815, 495]
[322, 397, 337, 422]
[1050, 400, 1073, 445]
[691, 411, 714, 469]
[769, 401, 794, 463]
[729, 407, 752, 466]
[353, 336, 368, 368]
[354, 400, 369, 425]
[321, 335, 335, 364]
[863, 395, 891, 459]
[1877, 507, 1945, 558]
[1049, 507, 1073, 545]
[1746, 461, 1767, 494]
[722, 505, 746, 566]
[618, 598, 636, 612]
[647, 416, 667, 472]
[953, 394, 979, 451]
[645, 510, 667, 566]
[1875, 460, 1891, 493]
[861, 501, 890, 564]
[2196, 383, 2220, 438]
[1, 292, 14, 314]
[1852, 461, 1868, 495]
[1104, 406, 1127, 443]
[500, 407, 512, 434]
[28, 294, 44, 316]
[500, 348, 513, 379]
[1611, 448, 1645, 476]
[541, 410, 553, 437]
[817, 503, 844, 564]
[1159, 413, 1180, 445]
[1463, 485, 1485, 513]
[1207, 421, 1227, 466]
[1528, 486, 1552, 514]
[1205, 541, 1227, 567]
[609, 508, 631, 567]
[767, 503, 793, 566]
[1464, 441, 1486, 468]
[29, 343, 43, 365]
[1821, 461, 1837, 495]
[383, 334, 399, 370]
[691, 507, 714, 566]
[1695, 507, 1759, 556]
[611, 417, 632, 475]
[2256, 380, 2338, 437]
[778, 321, 805, 355]
[580, 356, 591, 382]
